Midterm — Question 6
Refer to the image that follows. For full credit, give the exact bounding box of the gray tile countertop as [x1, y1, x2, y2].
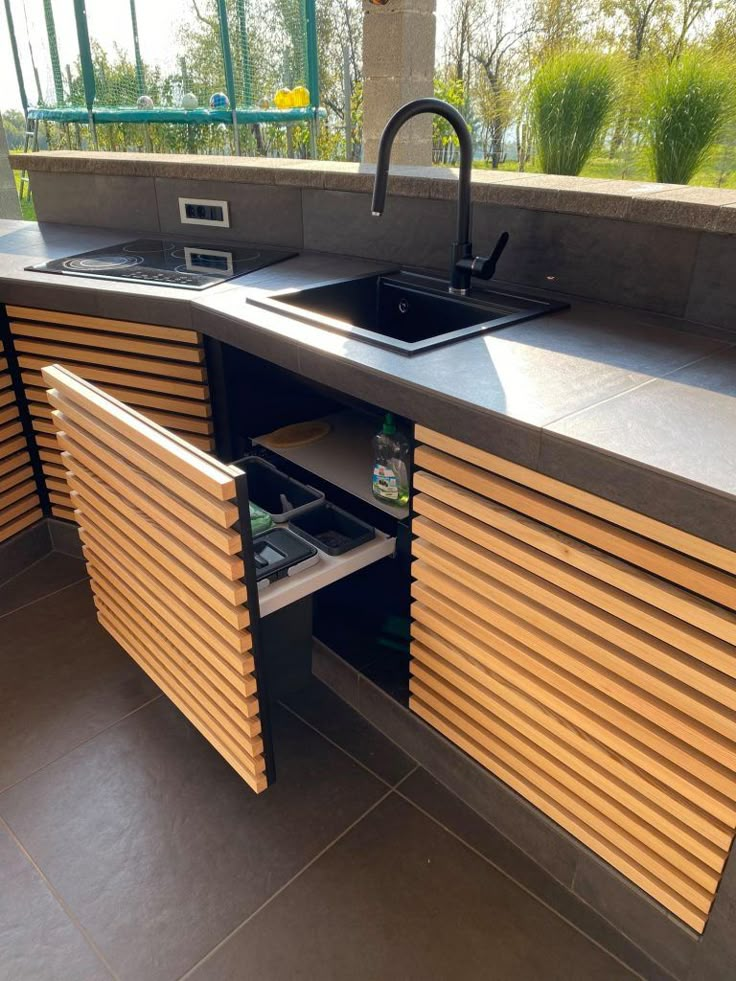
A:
[0, 219, 734, 548]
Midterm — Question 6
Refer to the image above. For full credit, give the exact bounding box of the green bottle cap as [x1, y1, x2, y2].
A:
[383, 412, 396, 435]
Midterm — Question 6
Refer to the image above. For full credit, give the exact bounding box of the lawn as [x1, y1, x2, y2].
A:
[13, 170, 36, 220]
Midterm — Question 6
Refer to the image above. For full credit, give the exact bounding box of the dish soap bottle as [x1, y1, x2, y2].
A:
[372, 413, 410, 507]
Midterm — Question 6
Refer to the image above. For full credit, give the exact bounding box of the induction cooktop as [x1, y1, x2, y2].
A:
[28, 238, 297, 290]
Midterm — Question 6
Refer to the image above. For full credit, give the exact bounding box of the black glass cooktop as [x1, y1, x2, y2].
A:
[28, 238, 297, 290]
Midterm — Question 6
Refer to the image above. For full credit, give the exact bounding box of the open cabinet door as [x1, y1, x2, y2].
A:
[42, 364, 270, 794]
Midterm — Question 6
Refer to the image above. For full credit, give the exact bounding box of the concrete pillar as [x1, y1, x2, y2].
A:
[362, 0, 436, 166]
[0, 116, 21, 220]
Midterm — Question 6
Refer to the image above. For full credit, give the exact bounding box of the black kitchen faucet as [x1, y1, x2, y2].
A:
[370, 97, 510, 295]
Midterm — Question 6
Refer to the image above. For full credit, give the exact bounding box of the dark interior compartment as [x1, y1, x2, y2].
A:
[290, 502, 375, 555]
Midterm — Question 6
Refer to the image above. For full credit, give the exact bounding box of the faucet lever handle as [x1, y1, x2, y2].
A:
[470, 231, 510, 281]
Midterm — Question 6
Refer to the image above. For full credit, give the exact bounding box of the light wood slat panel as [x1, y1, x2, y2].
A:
[410, 691, 708, 932]
[15, 341, 207, 382]
[79, 521, 252, 670]
[0, 355, 7, 372]
[27, 385, 211, 419]
[0, 493, 42, 527]
[0, 463, 33, 493]
[32, 417, 56, 435]
[36, 433, 59, 450]
[43, 391, 235, 526]
[416, 476, 736, 651]
[409, 601, 730, 857]
[57, 436, 239, 555]
[10, 323, 205, 363]
[414, 510, 736, 740]
[22, 365, 210, 401]
[0, 376, 11, 392]
[49, 492, 71, 507]
[412, 576, 736, 829]
[91, 577, 263, 769]
[415, 425, 736, 577]
[414, 543, 736, 735]
[0, 451, 31, 477]
[81, 538, 253, 704]
[50, 365, 266, 792]
[52, 506, 77, 522]
[32, 397, 213, 437]
[0, 507, 43, 543]
[74, 488, 247, 632]
[0, 420, 23, 444]
[412, 429, 736, 932]
[412, 533, 736, 808]
[44, 366, 235, 500]
[0, 389, 15, 408]
[65, 452, 243, 580]
[85, 547, 262, 728]
[7, 306, 200, 344]
[97, 606, 266, 794]
[67, 473, 245, 605]
[411, 655, 720, 893]
[415, 448, 736, 611]
[415, 493, 736, 669]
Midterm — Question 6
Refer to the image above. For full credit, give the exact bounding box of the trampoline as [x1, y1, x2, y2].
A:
[4, 0, 324, 157]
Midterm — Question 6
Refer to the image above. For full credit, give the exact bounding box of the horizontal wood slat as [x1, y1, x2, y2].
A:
[0, 340, 41, 543]
[411, 431, 736, 932]
[46, 365, 266, 793]
[7, 306, 200, 344]
[415, 425, 736, 576]
[22, 365, 209, 402]
[10, 308, 214, 524]
[11, 323, 205, 364]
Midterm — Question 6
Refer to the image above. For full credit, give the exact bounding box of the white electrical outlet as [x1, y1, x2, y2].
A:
[178, 197, 230, 228]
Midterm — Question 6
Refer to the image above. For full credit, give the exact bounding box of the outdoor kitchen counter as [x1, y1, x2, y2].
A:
[0, 217, 734, 550]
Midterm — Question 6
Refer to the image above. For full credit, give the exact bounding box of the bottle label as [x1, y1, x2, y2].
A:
[373, 464, 399, 500]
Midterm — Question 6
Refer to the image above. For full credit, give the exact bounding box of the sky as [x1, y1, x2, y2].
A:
[0, 0, 452, 113]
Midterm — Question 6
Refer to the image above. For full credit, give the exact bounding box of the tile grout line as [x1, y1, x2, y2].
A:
[0, 693, 163, 798]
[176, 766, 418, 981]
[278, 698, 418, 789]
[0, 551, 49, 590]
[0, 813, 121, 981]
[0, 574, 90, 622]
[392, 785, 649, 981]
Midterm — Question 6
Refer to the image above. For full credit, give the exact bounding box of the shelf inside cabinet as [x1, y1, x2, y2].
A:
[253, 410, 410, 520]
[257, 527, 396, 617]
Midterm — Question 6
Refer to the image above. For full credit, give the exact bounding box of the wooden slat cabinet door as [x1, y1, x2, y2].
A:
[42, 364, 270, 794]
[9, 306, 214, 523]
[410, 426, 736, 934]
[0, 338, 42, 542]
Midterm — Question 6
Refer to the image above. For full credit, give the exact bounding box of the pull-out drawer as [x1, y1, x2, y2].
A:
[0, 338, 42, 543]
[410, 426, 736, 934]
[42, 365, 395, 792]
[9, 306, 214, 522]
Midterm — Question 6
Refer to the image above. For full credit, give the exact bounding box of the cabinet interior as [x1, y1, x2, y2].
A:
[221, 346, 412, 704]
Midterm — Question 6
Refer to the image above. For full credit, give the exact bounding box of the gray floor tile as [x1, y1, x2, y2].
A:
[0, 699, 386, 981]
[400, 769, 678, 981]
[281, 678, 415, 784]
[0, 580, 159, 791]
[0, 822, 110, 981]
[0, 552, 87, 618]
[187, 793, 635, 981]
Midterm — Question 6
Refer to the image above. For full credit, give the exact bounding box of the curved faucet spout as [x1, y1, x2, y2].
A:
[370, 98, 509, 294]
[371, 97, 472, 252]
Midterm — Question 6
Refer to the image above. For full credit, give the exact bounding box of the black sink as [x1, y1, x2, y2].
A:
[249, 271, 568, 355]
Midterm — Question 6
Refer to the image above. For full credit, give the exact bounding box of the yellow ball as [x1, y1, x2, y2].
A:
[291, 85, 310, 108]
[274, 88, 293, 109]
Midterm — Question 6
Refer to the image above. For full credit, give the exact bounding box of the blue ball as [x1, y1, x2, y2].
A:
[209, 92, 230, 110]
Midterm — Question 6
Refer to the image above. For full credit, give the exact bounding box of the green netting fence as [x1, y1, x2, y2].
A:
[4, 0, 322, 155]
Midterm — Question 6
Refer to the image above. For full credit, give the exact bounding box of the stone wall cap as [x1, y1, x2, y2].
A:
[12, 151, 735, 235]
